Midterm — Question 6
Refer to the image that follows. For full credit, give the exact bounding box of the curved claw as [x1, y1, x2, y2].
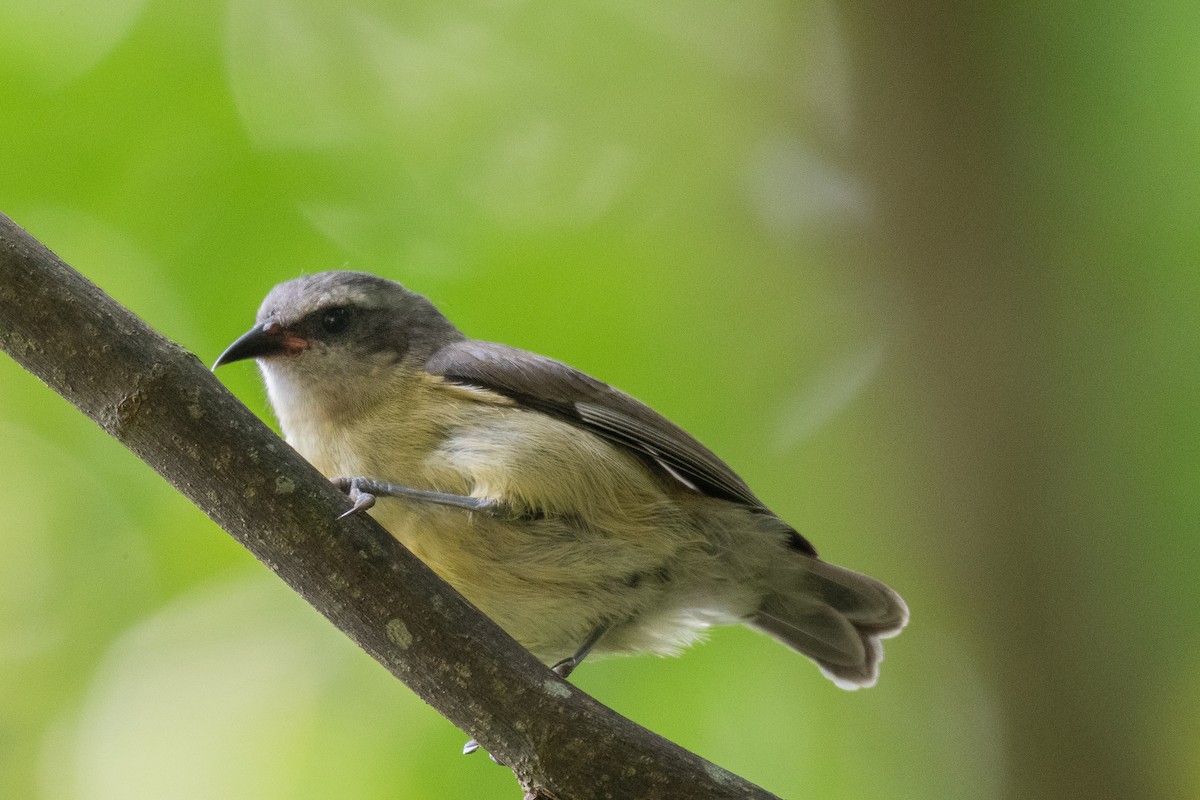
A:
[333, 477, 377, 519]
[462, 738, 503, 764]
[550, 656, 578, 679]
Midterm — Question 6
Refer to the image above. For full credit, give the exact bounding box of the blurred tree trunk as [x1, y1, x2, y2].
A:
[842, 6, 1152, 800]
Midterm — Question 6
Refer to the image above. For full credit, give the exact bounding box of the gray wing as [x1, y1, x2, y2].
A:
[425, 340, 817, 555]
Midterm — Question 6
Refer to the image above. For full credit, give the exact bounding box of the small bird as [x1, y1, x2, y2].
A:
[215, 271, 908, 695]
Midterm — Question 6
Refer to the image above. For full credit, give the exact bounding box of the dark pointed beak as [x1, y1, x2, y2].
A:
[213, 322, 308, 370]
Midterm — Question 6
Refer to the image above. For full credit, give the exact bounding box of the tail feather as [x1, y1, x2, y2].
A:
[750, 558, 908, 690]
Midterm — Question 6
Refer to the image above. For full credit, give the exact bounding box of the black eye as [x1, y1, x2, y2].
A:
[320, 307, 351, 334]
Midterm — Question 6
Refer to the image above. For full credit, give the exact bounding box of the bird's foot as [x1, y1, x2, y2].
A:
[550, 655, 580, 679]
[331, 477, 377, 519]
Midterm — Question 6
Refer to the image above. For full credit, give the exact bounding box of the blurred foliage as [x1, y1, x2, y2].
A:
[1, 2, 1196, 799]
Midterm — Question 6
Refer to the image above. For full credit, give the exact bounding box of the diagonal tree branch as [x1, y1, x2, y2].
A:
[0, 212, 780, 800]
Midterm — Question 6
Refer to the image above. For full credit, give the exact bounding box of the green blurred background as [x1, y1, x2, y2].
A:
[2, 3, 1198, 799]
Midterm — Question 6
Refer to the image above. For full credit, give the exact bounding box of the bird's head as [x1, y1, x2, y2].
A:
[215, 270, 463, 419]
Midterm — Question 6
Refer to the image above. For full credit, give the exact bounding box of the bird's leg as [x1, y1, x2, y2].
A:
[332, 476, 514, 520]
[463, 625, 608, 757]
